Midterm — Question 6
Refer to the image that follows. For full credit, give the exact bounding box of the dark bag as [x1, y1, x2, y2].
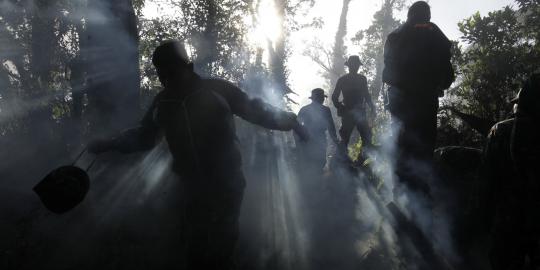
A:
[383, 23, 454, 94]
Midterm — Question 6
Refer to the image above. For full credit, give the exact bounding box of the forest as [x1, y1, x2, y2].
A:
[1, 0, 539, 269]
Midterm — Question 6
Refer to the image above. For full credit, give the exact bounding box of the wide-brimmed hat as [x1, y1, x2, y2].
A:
[345, 55, 362, 67]
[309, 88, 327, 99]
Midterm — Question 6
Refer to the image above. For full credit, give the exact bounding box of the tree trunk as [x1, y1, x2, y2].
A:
[267, 0, 290, 98]
[84, 0, 140, 134]
[30, 0, 56, 93]
[330, 0, 351, 88]
[372, 0, 395, 103]
[197, 0, 219, 76]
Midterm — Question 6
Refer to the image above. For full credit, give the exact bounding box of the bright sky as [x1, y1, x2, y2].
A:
[143, 0, 514, 111]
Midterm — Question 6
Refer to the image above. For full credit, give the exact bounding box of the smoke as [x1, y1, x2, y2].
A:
[1, 2, 463, 270]
[357, 118, 461, 269]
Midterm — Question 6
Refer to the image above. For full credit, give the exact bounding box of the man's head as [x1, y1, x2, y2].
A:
[407, 1, 431, 24]
[516, 73, 540, 119]
[309, 88, 327, 104]
[152, 40, 195, 87]
[345, 55, 361, 73]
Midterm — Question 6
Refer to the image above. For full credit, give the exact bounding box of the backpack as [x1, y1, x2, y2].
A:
[383, 22, 454, 94]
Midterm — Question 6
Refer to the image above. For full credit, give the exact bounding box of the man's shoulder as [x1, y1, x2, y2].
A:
[488, 118, 515, 139]
[347, 73, 367, 82]
[153, 88, 175, 102]
[201, 77, 236, 89]
[200, 78, 243, 101]
[298, 104, 310, 112]
[323, 105, 332, 112]
[388, 23, 407, 38]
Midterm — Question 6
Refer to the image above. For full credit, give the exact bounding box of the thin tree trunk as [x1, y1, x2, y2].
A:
[30, 0, 56, 93]
[267, 0, 290, 98]
[85, 0, 140, 134]
[330, 0, 351, 88]
[199, 0, 219, 76]
[372, 0, 395, 103]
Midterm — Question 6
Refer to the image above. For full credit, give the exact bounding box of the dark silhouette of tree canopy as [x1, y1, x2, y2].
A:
[449, 5, 540, 123]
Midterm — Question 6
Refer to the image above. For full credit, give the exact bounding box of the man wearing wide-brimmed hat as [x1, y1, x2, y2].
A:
[332, 55, 376, 164]
[482, 73, 540, 270]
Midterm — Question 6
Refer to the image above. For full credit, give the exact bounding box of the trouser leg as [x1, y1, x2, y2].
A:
[490, 227, 526, 270]
[389, 93, 438, 196]
[339, 113, 355, 147]
[185, 189, 243, 270]
[388, 92, 438, 238]
[355, 119, 373, 163]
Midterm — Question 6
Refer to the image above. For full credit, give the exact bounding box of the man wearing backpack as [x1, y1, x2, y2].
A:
[332, 55, 376, 165]
[88, 41, 308, 270]
[383, 1, 454, 198]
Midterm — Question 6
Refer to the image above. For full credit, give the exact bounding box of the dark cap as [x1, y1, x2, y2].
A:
[152, 40, 190, 70]
[516, 73, 540, 116]
[408, 1, 431, 23]
[309, 88, 327, 99]
[345, 55, 361, 67]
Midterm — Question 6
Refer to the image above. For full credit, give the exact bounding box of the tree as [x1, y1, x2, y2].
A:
[352, 0, 404, 105]
[266, 0, 315, 98]
[437, 0, 540, 147]
[84, 0, 141, 133]
[450, 6, 540, 122]
[0, 0, 90, 138]
[303, 0, 352, 90]
[328, 0, 351, 88]
[169, 0, 250, 81]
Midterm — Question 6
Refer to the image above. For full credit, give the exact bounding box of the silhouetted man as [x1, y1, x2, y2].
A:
[332, 55, 375, 164]
[88, 41, 307, 270]
[383, 1, 454, 196]
[483, 74, 540, 270]
[297, 88, 338, 173]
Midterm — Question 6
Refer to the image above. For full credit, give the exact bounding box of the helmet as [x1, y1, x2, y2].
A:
[152, 40, 190, 70]
[408, 1, 431, 23]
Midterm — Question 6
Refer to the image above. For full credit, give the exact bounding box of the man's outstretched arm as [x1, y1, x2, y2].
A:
[89, 96, 162, 154]
[210, 79, 308, 139]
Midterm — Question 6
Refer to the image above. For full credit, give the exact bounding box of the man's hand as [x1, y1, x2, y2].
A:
[336, 103, 346, 117]
[293, 122, 309, 142]
[88, 139, 113, 154]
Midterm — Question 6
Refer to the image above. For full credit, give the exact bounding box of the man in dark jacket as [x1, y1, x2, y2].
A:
[484, 74, 540, 270]
[383, 1, 454, 196]
[332, 55, 376, 164]
[297, 88, 338, 173]
[88, 41, 306, 270]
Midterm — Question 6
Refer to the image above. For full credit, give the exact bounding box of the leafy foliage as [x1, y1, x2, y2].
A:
[448, 5, 540, 122]
[353, 0, 404, 104]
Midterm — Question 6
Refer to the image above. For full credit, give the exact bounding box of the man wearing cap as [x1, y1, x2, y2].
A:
[297, 88, 338, 173]
[383, 1, 454, 197]
[88, 40, 307, 270]
[332, 55, 376, 164]
[480, 74, 540, 270]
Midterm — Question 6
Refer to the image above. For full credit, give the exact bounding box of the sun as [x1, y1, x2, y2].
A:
[248, 0, 282, 48]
